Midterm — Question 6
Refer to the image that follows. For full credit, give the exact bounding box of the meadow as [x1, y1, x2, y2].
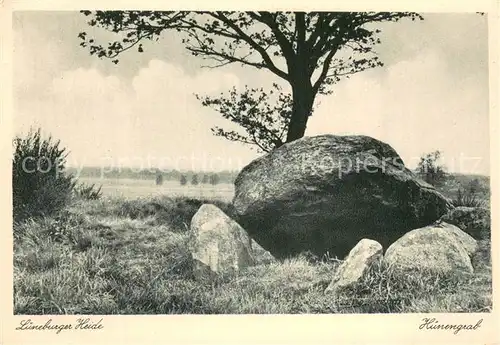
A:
[78, 177, 235, 201]
[13, 174, 492, 314]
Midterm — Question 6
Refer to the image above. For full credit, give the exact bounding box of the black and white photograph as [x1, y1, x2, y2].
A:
[3, 2, 498, 340]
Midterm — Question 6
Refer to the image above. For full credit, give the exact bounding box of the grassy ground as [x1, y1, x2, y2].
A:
[78, 177, 235, 201]
[13, 192, 492, 314]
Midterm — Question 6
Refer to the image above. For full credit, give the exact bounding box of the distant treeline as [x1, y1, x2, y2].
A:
[67, 166, 240, 184]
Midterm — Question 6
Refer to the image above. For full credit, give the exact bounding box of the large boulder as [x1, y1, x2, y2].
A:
[439, 207, 490, 241]
[325, 239, 383, 293]
[233, 135, 453, 259]
[383, 222, 477, 276]
[190, 204, 255, 279]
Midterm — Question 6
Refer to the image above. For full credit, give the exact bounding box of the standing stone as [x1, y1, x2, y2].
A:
[383, 222, 477, 277]
[325, 239, 383, 293]
[233, 134, 453, 259]
[190, 204, 255, 279]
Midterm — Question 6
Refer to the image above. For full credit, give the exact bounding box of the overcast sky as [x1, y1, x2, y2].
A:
[13, 12, 490, 174]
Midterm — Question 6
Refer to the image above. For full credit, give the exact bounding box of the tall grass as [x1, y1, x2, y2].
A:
[13, 196, 492, 315]
[74, 182, 103, 200]
[453, 186, 486, 208]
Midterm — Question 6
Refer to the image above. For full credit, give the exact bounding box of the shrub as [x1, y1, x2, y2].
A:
[416, 150, 447, 187]
[74, 182, 102, 200]
[12, 128, 76, 221]
[191, 174, 199, 185]
[155, 173, 163, 186]
[209, 174, 220, 185]
[453, 185, 486, 208]
[440, 206, 490, 241]
[467, 178, 481, 194]
[180, 175, 187, 186]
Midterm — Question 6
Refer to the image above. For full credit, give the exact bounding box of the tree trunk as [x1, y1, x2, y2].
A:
[285, 30, 315, 144]
[285, 81, 314, 143]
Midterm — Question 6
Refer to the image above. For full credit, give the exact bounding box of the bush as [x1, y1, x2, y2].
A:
[12, 128, 76, 221]
[74, 182, 102, 200]
[180, 175, 187, 186]
[453, 187, 486, 208]
[416, 150, 447, 187]
[452, 179, 487, 208]
[209, 174, 220, 185]
[155, 173, 163, 186]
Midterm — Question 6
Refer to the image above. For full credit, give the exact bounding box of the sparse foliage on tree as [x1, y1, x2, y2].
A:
[197, 84, 293, 152]
[416, 150, 447, 187]
[79, 11, 423, 145]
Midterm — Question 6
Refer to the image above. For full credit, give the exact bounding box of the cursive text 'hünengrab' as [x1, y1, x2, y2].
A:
[419, 318, 483, 335]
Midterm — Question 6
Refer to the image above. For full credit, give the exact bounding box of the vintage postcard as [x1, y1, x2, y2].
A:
[1, 0, 499, 344]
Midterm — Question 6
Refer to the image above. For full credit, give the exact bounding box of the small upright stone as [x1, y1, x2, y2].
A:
[325, 239, 383, 293]
[190, 204, 255, 280]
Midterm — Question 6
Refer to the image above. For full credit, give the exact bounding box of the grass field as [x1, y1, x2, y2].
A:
[13, 174, 492, 314]
[78, 177, 235, 201]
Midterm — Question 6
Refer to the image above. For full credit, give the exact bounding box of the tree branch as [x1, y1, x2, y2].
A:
[251, 12, 296, 63]
[188, 46, 268, 70]
[212, 12, 289, 81]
